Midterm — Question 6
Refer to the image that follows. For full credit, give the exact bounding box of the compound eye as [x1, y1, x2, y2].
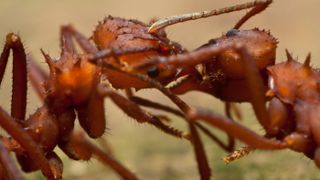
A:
[147, 67, 160, 77]
[226, 29, 240, 37]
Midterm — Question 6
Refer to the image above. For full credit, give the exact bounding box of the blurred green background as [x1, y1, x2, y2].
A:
[1, 0, 320, 179]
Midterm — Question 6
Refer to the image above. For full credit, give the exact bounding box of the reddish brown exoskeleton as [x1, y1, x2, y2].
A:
[222, 50, 320, 167]
[261, 51, 320, 168]
[0, 0, 288, 179]
[0, 15, 217, 180]
[0, 33, 142, 179]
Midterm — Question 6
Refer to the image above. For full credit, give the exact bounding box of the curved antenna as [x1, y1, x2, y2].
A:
[148, 0, 272, 33]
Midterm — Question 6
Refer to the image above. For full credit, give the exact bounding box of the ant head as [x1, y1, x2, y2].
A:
[92, 16, 183, 86]
[43, 50, 97, 106]
[267, 51, 317, 104]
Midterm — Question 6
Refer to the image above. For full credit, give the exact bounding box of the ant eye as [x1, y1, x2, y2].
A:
[226, 29, 240, 37]
[147, 67, 160, 77]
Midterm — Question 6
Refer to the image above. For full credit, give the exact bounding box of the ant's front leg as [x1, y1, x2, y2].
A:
[126, 89, 235, 152]
[96, 83, 211, 178]
[97, 85, 190, 140]
[0, 33, 27, 120]
[0, 33, 55, 178]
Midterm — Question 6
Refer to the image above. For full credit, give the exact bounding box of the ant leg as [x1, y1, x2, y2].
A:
[96, 85, 190, 140]
[188, 123, 211, 179]
[148, 0, 272, 33]
[92, 59, 287, 149]
[0, 34, 55, 178]
[127, 90, 235, 152]
[233, 0, 272, 29]
[46, 152, 63, 180]
[0, 140, 23, 180]
[100, 86, 209, 178]
[188, 108, 285, 150]
[225, 102, 242, 121]
[97, 137, 114, 156]
[61, 25, 98, 53]
[0, 33, 27, 120]
[75, 81, 106, 138]
[237, 46, 270, 131]
[124, 88, 185, 118]
[0, 38, 10, 85]
[68, 130, 138, 180]
[224, 103, 237, 151]
[136, 40, 238, 70]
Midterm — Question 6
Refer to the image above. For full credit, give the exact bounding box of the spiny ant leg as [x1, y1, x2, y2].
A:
[148, 0, 272, 33]
[97, 85, 190, 140]
[69, 130, 138, 180]
[0, 140, 23, 180]
[10, 34, 27, 120]
[125, 88, 184, 117]
[0, 33, 27, 120]
[92, 61, 212, 179]
[233, 0, 272, 29]
[0, 34, 56, 178]
[195, 122, 234, 152]
[61, 25, 98, 53]
[237, 46, 270, 132]
[127, 91, 235, 152]
[188, 109, 285, 150]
